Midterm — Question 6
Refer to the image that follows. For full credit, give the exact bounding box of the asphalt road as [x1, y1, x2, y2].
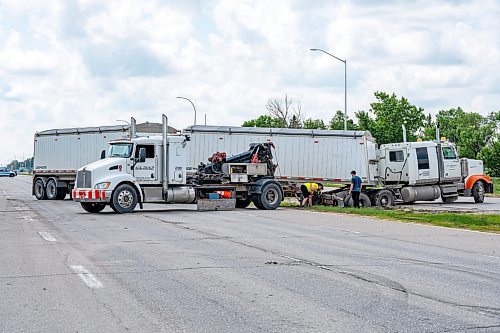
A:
[1, 176, 499, 332]
[401, 196, 500, 213]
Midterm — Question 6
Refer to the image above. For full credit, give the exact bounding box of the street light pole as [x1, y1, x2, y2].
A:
[116, 119, 130, 125]
[176, 96, 197, 125]
[310, 48, 347, 131]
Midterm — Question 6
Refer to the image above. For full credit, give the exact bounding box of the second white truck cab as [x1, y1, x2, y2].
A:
[376, 139, 491, 204]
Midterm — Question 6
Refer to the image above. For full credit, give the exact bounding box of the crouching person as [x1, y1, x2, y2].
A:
[300, 182, 324, 207]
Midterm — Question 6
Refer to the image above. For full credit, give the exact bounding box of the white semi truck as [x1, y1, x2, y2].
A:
[71, 115, 492, 213]
[32, 122, 170, 200]
[72, 115, 283, 213]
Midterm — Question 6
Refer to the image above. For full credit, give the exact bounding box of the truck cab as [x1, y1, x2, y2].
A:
[378, 140, 492, 203]
[72, 134, 192, 213]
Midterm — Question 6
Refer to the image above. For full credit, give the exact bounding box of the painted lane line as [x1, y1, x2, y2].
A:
[69, 265, 103, 288]
[23, 216, 33, 221]
[15, 206, 24, 211]
[38, 231, 56, 242]
[321, 226, 361, 234]
[339, 228, 361, 234]
[483, 255, 500, 259]
[2, 191, 7, 195]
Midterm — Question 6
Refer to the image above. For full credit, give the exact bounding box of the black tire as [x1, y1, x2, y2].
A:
[345, 193, 372, 207]
[256, 183, 283, 210]
[252, 194, 264, 209]
[336, 191, 348, 199]
[111, 184, 138, 214]
[472, 181, 485, 203]
[34, 178, 47, 200]
[46, 179, 59, 200]
[372, 189, 395, 207]
[56, 188, 67, 200]
[80, 202, 106, 213]
[109, 201, 119, 213]
[236, 198, 251, 208]
[9, 173, 15, 177]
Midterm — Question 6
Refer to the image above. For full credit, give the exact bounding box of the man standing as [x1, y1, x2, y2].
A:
[300, 182, 324, 207]
[349, 170, 362, 208]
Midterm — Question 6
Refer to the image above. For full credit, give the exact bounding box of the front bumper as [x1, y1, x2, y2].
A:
[73, 188, 112, 203]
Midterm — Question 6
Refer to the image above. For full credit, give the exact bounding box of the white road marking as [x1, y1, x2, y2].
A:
[321, 226, 360, 234]
[69, 265, 103, 288]
[338, 228, 361, 234]
[38, 231, 56, 242]
[2, 191, 6, 195]
[22, 216, 33, 221]
[281, 255, 302, 262]
[482, 255, 500, 259]
[15, 206, 24, 211]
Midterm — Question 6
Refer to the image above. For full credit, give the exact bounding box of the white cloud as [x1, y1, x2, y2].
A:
[1, 0, 500, 165]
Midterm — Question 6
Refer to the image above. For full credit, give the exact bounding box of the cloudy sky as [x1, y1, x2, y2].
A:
[1, 0, 499, 164]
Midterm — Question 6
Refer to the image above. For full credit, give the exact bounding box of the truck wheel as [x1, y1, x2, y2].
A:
[345, 193, 372, 207]
[111, 184, 138, 214]
[34, 179, 47, 200]
[472, 181, 485, 203]
[80, 202, 106, 213]
[46, 179, 59, 200]
[252, 194, 264, 209]
[372, 190, 395, 207]
[56, 188, 67, 200]
[236, 198, 251, 208]
[257, 183, 283, 210]
[9, 173, 15, 177]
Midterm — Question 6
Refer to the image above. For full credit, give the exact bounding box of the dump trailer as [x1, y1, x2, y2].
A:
[72, 115, 284, 213]
[184, 126, 377, 185]
[32, 121, 171, 200]
[33, 125, 130, 200]
[183, 125, 493, 207]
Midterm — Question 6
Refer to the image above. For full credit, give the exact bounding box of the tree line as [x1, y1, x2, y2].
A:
[242, 92, 500, 177]
[7, 157, 34, 172]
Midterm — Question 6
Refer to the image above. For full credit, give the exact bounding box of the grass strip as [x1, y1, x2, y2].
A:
[283, 203, 500, 233]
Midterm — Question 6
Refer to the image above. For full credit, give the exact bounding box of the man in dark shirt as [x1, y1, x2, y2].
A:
[349, 170, 362, 208]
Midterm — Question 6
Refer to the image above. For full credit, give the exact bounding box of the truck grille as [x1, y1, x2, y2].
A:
[77, 170, 92, 188]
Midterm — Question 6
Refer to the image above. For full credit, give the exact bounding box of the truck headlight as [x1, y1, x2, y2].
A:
[95, 182, 110, 189]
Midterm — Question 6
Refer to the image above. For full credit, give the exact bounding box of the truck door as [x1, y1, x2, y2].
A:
[441, 145, 461, 181]
[134, 144, 158, 184]
[385, 149, 406, 182]
[415, 147, 439, 183]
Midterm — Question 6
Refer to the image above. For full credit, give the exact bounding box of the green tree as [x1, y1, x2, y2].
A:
[478, 137, 500, 177]
[303, 118, 327, 129]
[328, 110, 358, 130]
[355, 92, 425, 144]
[435, 108, 498, 159]
[242, 115, 285, 128]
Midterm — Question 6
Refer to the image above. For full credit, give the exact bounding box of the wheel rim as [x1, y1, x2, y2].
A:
[478, 184, 484, 200]
[47, 183, 56, 198]
[380, 195, 388, 206]
[118, 190, 133, 208]
[265, 188, 279, 206]
[35, 182, 44, 197]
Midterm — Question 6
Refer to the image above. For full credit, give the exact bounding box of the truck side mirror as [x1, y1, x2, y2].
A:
[139, 147, 146, 163]
[100, 150, 106, 159]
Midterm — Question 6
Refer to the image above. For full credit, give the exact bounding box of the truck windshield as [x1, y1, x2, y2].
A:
[108, 143, 133, 158]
